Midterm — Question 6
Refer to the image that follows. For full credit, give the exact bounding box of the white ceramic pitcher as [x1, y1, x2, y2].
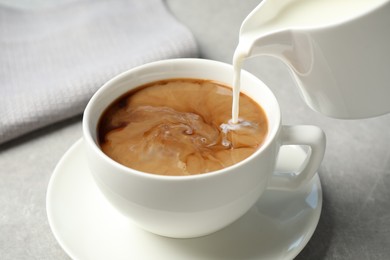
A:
[235, 0, 390, 119]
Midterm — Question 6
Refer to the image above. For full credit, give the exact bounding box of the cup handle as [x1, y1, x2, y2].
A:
[268, 125, 326, 190]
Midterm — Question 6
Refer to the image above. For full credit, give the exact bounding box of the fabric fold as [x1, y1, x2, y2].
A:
[0, 0, 198, 144]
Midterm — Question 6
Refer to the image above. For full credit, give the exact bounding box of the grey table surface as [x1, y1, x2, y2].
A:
[1, 0, 390, 259]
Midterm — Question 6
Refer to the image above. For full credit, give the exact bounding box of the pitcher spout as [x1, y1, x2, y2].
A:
[237, 29, 314, 77]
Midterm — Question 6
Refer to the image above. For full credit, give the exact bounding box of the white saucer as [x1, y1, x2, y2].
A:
[47, 139, 322, 260]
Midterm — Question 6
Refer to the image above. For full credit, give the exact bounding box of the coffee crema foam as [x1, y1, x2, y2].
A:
[98, 79, 268, 176]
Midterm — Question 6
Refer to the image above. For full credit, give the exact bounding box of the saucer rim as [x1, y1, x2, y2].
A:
[46, 139, 84, 260]
[46, 138, 322, 260]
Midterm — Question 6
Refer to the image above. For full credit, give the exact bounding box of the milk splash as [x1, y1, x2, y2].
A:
[220, 118, 258, 147]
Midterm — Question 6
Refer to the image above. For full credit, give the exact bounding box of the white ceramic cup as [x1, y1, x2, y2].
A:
[83, 58, 326, 238]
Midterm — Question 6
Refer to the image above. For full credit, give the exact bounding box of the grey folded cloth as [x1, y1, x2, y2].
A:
[0, 0, 198, 144]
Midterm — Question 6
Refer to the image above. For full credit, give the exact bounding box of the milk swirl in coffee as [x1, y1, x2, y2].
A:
[98, 79, 267, 176]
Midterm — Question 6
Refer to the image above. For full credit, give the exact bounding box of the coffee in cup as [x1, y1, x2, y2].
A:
[98, 78, 268, 176]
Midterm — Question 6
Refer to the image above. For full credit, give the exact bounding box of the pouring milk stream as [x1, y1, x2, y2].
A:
[232, 0, 390, 121]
